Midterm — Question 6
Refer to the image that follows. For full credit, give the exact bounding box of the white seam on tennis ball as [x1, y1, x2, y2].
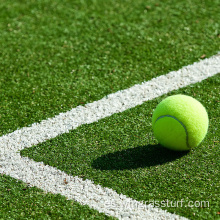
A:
[154, 115, 190, 149]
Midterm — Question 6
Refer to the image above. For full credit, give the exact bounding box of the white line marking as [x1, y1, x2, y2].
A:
[1, 54, 220, 219]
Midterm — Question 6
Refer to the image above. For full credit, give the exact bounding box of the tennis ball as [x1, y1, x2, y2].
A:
[152, 94, 209, 151]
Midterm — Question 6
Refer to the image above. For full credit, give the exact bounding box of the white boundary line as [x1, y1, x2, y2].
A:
[0, 54, 219, 219]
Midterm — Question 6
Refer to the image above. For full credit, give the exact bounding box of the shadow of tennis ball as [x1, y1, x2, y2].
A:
[92, 144, 188, 170]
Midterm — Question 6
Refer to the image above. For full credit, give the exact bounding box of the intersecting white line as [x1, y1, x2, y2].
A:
[0, 54, 219, 219]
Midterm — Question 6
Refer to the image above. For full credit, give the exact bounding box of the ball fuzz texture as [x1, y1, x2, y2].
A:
[152, 94, 209, 151]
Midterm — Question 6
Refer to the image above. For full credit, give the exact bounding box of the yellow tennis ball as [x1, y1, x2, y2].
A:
[152, 94, 209, 151]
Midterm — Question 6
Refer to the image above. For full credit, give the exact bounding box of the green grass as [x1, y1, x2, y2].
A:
[0, 0, 219, 136]
[0, 174, 114, 219]
[21, 74, 220, 220]
[0, 0, 219, 219]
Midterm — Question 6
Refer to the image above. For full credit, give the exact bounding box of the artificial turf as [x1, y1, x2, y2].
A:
[1, 0, 219, 219]
[0, 0, 219, 136]
[21, 74, 220, 220]
[0, 175, 114, 219]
